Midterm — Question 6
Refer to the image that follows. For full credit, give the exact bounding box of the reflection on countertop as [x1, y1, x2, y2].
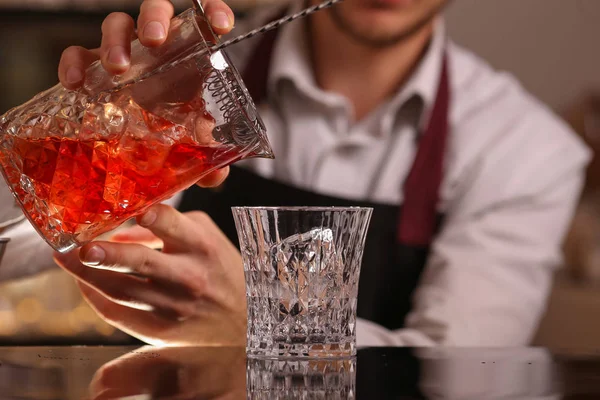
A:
[0, 346, 599, 399]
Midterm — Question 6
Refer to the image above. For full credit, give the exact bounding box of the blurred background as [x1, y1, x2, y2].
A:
[0, 0, 599, 350]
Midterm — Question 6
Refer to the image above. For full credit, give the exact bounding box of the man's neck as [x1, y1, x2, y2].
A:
[308, 13, 435, 122]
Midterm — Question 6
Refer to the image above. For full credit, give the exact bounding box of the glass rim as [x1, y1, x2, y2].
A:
[231, 206, 373, 212]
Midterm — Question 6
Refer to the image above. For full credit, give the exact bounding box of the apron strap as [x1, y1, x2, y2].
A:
[398, 56, 450, 246]
[241, 11, 450, 248]
[241, 13, 283, 104]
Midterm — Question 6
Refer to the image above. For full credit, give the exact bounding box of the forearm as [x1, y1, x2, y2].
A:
[356, 150, 585, 348]
[356, 261, 553, 348]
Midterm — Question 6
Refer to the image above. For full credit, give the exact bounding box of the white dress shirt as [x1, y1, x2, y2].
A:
[0, 5, 591, 346]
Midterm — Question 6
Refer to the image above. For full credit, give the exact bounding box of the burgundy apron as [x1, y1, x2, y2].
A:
[179, 18, 450, 331]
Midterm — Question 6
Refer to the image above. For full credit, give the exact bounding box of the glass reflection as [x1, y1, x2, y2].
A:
[1, 346, 599, 399]
[247, 357, 356, 399]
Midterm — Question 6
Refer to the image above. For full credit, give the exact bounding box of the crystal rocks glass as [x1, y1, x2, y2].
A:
[232, 207, 373, 358]
[0, 7, 272, 253]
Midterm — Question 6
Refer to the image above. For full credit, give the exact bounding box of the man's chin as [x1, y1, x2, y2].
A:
[329, 0, 443, 48]
[365, 0, 418, 9]
[341, 30, 420, 48]
[330, 11, 427, 48]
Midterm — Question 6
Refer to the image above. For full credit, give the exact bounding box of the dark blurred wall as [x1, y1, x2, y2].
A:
[0, 11, 121, 114]
[446, 0, 600, 111]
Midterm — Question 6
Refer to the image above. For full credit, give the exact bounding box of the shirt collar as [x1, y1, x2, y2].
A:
[268, 2, 343, 107]
[391, 18, 447, 131]
[267, 3, 447, 135]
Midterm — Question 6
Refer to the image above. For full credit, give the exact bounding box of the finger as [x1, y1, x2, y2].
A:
[110, 225, 164, 249]
[194, 111, 216, 145]
[100, 12, 136, 74]
[55, 251, 154, 311]
[138, 0, 175, 47]
[79, 280, 245, 348]
[136, 204, 210, 251]
[58, 46, 100, 89]
[76, 241, 193, 285]
[77, 240, 208, 302]
[77, 281, 174, 344]
[55, 250, 155, 311]
[54, 250, 197, 317]
[195, 166, 229, 188]
[203, 0, 236, 35]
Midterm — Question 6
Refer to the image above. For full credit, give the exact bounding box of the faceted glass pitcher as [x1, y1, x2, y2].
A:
[0, 7, 273, 253]
[232, 207, 373, 358]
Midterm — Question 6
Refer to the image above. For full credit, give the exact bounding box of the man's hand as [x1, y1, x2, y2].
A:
[57, 0, 234, 188]
[54, 205, 247, 346]
[58, 0, 235, 85]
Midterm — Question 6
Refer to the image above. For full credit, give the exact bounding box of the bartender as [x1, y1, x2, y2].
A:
[1, 0, 590, 346]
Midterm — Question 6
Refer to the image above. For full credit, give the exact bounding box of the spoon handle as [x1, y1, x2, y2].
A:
[210, 0, 344, 52]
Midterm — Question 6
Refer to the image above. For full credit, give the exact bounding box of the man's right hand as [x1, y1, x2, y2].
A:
[58, 0, 235, 88]
[57, 0, 235, 188]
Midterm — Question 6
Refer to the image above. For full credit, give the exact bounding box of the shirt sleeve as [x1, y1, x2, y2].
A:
[0, 219, 57, 282]
[0, 178, 57, 281]
[357, 112, 591, 347]
[0, 194, 187, 283]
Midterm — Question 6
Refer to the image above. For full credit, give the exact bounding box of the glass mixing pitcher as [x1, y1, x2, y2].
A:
[0, 7, 273, 253]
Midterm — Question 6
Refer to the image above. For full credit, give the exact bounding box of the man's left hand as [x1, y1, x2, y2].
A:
[54, 204, 247, 346]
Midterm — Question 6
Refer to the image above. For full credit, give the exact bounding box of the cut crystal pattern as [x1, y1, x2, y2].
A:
[247, 356, 356, 399]
[233, 207, 372, 358]
[0, 9, 272, 253]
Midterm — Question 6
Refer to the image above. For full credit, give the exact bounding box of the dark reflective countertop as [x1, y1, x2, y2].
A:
[0, 346, 598, 399]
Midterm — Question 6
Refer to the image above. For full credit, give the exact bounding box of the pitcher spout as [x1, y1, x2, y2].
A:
[251, 138, 275, 159]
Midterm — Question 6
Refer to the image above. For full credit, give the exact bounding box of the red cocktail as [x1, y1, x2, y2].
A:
[0, 7, 272, 252]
